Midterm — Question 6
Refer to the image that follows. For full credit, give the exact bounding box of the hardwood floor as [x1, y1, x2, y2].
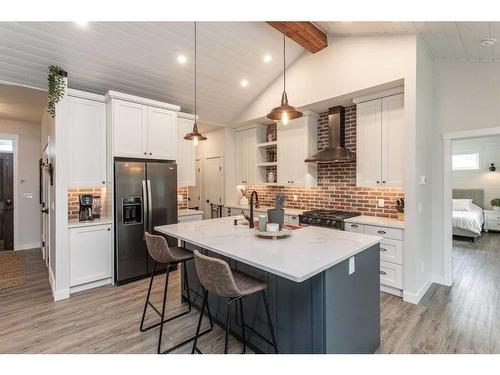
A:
[1, 234, 499, 354]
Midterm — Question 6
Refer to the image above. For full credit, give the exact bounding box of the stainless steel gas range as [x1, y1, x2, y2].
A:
[299, 209, 361, 230]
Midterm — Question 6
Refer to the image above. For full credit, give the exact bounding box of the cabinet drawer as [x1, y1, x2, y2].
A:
[379, 261, 402, 289]
[487, 220, 500, 230]
[364, 225, 403, 240]
[178, 215, 203, 223]
[379, 238, 403, 265]
[486, 212, 500, 221]
[285, 215, 300, 225]
[345, 222, 364, 233]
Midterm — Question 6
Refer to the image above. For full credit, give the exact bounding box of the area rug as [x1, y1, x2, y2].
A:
[0, 251, 25, 290]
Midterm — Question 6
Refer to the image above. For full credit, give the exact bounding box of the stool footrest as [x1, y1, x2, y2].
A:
[162, 325, 212, 354]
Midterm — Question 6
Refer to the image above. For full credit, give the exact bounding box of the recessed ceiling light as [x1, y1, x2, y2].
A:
[263, 54, 272, 63]
[75, 21, 88, 27]
[177, 55, 187, 64]
[240, 79, 249, 87]
[481, 37, 497, 47]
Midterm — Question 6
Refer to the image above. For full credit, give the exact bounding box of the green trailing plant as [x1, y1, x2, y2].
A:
[47, 65, 67, 117]
[491, 198, 500, 207]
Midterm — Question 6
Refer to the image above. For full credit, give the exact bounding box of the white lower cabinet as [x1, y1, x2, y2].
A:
[69, 224, 112, 287]
[345, 221, 404, 296]
[178, 214, 203, 223]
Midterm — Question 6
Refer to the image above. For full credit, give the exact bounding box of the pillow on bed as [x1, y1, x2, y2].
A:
[453, 199, 473, 211]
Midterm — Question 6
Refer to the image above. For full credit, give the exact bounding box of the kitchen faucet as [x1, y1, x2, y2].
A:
[243, 190, 259, 229]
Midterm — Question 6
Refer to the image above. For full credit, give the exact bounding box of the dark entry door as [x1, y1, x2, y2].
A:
[0, 153, 14, 250]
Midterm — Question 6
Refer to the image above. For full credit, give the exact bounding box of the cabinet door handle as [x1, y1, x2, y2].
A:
[380, 247, 387, 252]
[351, 224, 358, 228]
[382, 181, 386, 184]
[379, 270, 387, 275]
[377, 230, 386, 234]
[107, 228, 111, 231]
[376, 181, 380, 184]
[144, 152, 147, 155]
[102, 181, 106, 185]
[292, 216, 297, 220]
[149, 152, 152, 156]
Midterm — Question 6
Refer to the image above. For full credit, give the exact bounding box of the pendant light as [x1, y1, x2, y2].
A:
[184, 21, 207, 145]
[266, 22, 302, 126]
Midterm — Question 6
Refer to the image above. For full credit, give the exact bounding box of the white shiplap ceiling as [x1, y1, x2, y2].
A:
[0, 22, 304, 126]
[1, 22, 500, 127]
[316, 22, 500, 62]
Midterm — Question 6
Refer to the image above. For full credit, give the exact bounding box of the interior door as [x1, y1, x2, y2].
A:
[188, 159, 202, 209]
[147, 107, 176, 160]
[356, 99, 382, 187]
[0, 152, 14, 250]
[204, 157, 223, 219]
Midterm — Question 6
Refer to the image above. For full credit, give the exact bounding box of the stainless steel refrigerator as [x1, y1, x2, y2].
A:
[114, 159, 178, 284]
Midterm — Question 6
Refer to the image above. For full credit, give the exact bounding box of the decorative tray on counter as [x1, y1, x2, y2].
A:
[254, 227, 292, 240]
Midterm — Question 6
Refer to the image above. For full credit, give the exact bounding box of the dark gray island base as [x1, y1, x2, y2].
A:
[181, 243, 380, 354]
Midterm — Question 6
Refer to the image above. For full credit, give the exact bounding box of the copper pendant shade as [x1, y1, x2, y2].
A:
[184, 21, 207, 144]
[266, 23, 302, 125]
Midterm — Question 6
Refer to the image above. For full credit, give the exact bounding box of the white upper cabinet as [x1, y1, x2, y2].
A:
[355, 89, 404, 188]
[277, 112, 318, 186]
[147, 106, 177, 160]
[177, 116, 196, 186]
[112, 99, 148, 158]
[107, 91, 180, 160]
[67, 96, 107, 187]
[235, 128, 256, 185]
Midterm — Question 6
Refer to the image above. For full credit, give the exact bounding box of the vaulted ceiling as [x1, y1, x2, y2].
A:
[1, 22, 499, 127]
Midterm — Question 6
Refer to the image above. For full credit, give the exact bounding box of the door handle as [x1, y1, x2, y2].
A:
[41, 208, 49, 214]
[379, 271, 387, 276]
[142, 180, 147, 236]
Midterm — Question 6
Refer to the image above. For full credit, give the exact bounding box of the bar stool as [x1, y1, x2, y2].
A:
[140, 232, 213, 354]
[191, 250, 278, 354]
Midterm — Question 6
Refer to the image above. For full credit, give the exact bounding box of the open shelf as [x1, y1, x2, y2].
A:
[256, 141, 277, 148]
[257, 162, 277, 167]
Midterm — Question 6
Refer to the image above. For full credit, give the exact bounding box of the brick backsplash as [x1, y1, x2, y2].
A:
[177, 186, 188, 209]
[247, 105, 404, 219]
[68, 188, 105, 220]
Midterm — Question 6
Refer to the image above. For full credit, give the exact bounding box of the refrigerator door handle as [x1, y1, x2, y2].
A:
[147, 179, 153, 233]
[142, 180, 148, 237]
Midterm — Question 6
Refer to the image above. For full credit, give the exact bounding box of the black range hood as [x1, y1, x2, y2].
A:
[305, 106, 355, 163]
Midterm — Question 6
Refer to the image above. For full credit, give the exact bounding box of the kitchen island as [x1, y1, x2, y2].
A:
[155, 216, 382, 354]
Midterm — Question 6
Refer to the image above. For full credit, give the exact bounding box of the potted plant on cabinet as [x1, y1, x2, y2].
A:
[491, 198, 500, 211]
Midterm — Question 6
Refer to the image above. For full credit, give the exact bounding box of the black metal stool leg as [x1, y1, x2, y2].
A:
[224, 299, 232, 354]
[192, 289, 208, 354]
[157, 266, 170, 354]
[261, 290, 278, 354]
[183, 260, 192, 312]
[140, 261, 157, 332]
[239, 298, 246, 354]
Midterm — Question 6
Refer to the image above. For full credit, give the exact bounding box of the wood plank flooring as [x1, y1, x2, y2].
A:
[1, 233, 499, 354]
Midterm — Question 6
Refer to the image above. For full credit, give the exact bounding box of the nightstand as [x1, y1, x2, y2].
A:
[484, 210, 500, 232]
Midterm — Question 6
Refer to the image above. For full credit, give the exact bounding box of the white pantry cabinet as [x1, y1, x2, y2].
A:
[107, 92, 179, 160]
[235, 128, 257, 185]
[69, 224, 112, 287]
[355, 90, 404, 188]
[67, 95, 107, 187]
[177, 114, 196, 186]
[277, 112, 318, 186]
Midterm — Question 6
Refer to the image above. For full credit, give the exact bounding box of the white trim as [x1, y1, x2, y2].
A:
[442, 126, 500, 287]
[15, 242, 41, 251]
[178, 111, 197, 120]
[403, 280, 432, 304]
[352, 86, 404, 104]
[49, 267, 69, 301]
[432, 275, 452, 287]
[380, 284, 403, 297]
[105, 90, 181, 111]
[442, 126, 500, 140]
[67, 88, 106, 102]
[0, 133, 19, 251]
[70, 278, 112, 294]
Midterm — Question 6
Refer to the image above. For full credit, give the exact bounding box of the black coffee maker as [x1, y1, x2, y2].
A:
[79, 194, 94, 221]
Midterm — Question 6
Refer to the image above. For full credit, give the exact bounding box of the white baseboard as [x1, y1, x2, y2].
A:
[49, 266, 70, 301]
[70, 278, 112, 295]
[14, 242, 41, 251]
[403, 279, 432, 304]
[380, 284, 403, 297]
[432, 275, 452, 287]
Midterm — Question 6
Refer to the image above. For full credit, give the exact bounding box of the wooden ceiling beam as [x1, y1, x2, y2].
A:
[266, 22, 328, 53]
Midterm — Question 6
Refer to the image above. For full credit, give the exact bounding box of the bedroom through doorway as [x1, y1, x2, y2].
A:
[449, 134, 500, 300]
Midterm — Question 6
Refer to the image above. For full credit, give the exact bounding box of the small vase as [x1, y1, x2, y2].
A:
[267, 134, 274, 142]
[267, 171, 275, 183]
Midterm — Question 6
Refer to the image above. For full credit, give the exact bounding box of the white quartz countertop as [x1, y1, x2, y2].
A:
[155, 216, 381, 283]
[178, 209, 204, 217]
[226, 204, 303, 216]
[68, 217, 112, 228]
[344, 215, 405, 229]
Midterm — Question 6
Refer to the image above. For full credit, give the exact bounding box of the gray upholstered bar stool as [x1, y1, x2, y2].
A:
[140, 232, 213, 354]
[191, 250, 278, 354]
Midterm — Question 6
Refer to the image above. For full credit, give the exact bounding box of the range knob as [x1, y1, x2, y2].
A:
[307, 217, 313, 223]
[324, 220, 331, 226]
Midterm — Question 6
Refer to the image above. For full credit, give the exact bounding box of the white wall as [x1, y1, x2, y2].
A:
[432, 61, 500, 282]
[0, 117, 41, 250]
[452, 135, 500, 209]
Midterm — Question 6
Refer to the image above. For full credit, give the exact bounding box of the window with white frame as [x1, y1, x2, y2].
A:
[452, 152, 479, 171]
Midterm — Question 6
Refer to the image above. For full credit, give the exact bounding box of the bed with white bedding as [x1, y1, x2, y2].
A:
[452, 189, 485, 241]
